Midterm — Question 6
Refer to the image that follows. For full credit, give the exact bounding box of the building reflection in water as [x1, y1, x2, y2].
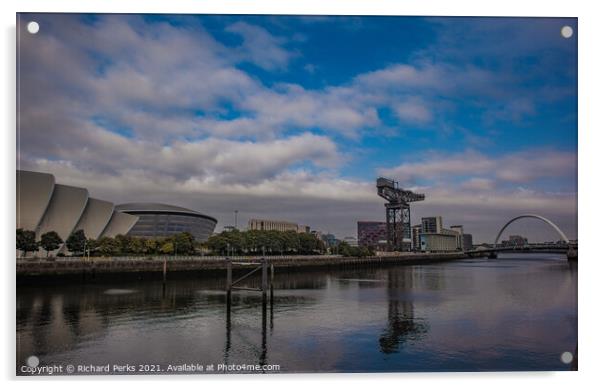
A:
[379, 268, 429, 354]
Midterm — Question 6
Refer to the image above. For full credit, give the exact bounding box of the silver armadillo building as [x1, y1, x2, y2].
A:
[16, 170, 139, 255]
[114, 203, 217, 242]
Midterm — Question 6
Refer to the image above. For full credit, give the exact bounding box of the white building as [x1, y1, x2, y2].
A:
[248, 218, 310, 233]
[17, 170, 139, 256]
[449, 225, 464, 250]
[419, 233, 459, 252]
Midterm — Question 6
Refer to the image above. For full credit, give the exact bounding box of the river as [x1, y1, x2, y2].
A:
[16, 254, 577, 374]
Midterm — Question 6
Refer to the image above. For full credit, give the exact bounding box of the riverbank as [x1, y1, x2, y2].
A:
[16, 252, 475, 284]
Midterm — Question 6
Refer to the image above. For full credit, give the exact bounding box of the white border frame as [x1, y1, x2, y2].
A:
[3, 1, 600, 388]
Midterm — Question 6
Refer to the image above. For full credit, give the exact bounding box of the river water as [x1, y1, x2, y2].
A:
[16, 254, 577, 374]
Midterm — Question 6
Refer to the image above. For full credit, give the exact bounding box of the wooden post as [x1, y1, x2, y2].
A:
[161, 258, 166, 298]
[260, 291, 268, 366]
[270, 263, 274, 305]
[226, 258, 232, 302]
[261, 257, 268, 300]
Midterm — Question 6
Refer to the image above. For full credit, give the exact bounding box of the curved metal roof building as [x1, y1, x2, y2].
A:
[16, 170, 139, 256]
[115, 203, 217, 242]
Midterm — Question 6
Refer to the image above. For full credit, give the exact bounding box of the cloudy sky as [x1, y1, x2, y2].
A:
[16, 14, 577, 243]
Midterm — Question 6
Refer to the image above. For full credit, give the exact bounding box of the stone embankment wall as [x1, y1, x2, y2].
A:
[17, 252, 475, 284]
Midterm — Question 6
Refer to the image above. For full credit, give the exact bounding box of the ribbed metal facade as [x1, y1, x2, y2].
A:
[115, 203, 217, 242]
[16, 170, 139, 255]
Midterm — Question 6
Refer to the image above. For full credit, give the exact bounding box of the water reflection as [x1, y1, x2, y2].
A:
[379, 269, 429, 354]
[17, 255, 577, 373]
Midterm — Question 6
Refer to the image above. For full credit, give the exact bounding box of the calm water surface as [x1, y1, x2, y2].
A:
[16, 254, 577, 374]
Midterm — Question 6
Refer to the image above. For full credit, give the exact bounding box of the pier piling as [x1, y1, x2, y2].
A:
[270, 263, 274, 306]
[226, 257, 232, 303]
[261, 257, 268, 300]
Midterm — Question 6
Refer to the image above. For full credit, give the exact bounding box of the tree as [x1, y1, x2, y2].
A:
[143, 238, 159, 255]
[266, 230, 284, 254]
[299, 233, 318, 254]
[219, 230, 243, 255]
[359, 246, 374, 257]
[114, 234, 132, 255]
[205, 229, 330, 256]
[207, 234, 229, 255]
[255, 231, 271, 254]
[338, 241, 352, 256]
[97, 236, 119, 256]
[160, 241, 174, 255]
[173, 232, 195, 255]
[245, 230, 259, 253]
[40, 231, 63, 257]
[127, 237, 145, 255]
[86, 238, 98, 256]
[283, 230, 300, 253]
[16, 228, 39, 257]
[66, 229, 87, 255]
[338, 241, 374, 258]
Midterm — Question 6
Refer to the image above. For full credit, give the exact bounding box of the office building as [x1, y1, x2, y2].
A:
[463, 234, 473, 251]
[421, 216, 443, 234]
[357, 221, 388, 250]
[322, 233, 337, 247]
[411, 224, 422, 251]
[248, 218, 310, 233]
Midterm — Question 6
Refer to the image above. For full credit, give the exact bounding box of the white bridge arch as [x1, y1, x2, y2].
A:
[494, 214, 569, 247]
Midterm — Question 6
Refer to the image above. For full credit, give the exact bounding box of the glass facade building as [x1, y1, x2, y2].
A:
[115, 203, 217, 242]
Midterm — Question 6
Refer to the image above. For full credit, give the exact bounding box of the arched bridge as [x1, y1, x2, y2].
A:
[467, 214, 577, 261]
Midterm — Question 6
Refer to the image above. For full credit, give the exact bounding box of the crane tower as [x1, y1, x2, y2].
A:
[376, 177, 425, 251]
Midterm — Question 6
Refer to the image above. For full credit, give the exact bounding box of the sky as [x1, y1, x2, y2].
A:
[16, 14, 578, 243]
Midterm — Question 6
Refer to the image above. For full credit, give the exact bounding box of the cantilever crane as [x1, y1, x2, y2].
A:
[376, 177, 425, 252]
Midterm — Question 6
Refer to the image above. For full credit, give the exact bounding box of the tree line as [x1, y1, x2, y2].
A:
[16, 228, 373, 258]
[16, 228, 197, 257]
[206, 229, 327, 255]
[337, 241, 374, 257]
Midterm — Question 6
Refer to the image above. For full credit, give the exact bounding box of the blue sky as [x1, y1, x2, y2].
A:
[17, 14, 578, 242]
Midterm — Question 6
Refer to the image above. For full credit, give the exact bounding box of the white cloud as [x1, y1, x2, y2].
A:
[18, 14, 547, 148]
[16, 15, 577, 242]
[24, 125, 342, 185]
[226, 21, 295, 70]
[393, 97, 433, 123]
[22, 157, 577, 242]
[461, 178, 495, 191]
[379, 150, 493, 182]
[354, 63, 443, 90]
[380, 149, 576, 185]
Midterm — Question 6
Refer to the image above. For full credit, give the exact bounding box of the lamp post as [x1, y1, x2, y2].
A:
[234, 210, 238, 230]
